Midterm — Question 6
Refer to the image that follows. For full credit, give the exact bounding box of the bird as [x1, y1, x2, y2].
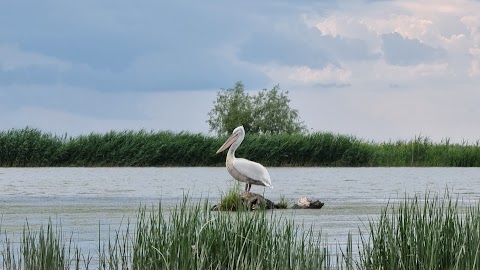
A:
[216, 125, 273, 192]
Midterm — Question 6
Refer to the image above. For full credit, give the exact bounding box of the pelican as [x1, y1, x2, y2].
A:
[216, 126, 273, 192]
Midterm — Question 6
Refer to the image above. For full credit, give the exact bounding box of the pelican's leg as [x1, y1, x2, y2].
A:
[247, 184, 252, 192]
[245, 184, 248, 192]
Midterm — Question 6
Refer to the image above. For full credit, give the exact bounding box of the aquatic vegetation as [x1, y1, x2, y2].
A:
[359, 192, 480, 270]
[1, 197, 331, 269]
[131, 198, 329, 269]
[276, 195, 289, 209]
[1, 127, 479, 167]
[217, 182, 247, 211]
[1, 192, 480, 269]
[1, 220, 84, 270]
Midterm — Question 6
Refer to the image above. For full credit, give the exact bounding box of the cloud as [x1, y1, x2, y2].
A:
[0, 44, 70, 72]
[0, 1, 272, 91]
[261, 64, 351, 87]
[381, 32, 446, 66]
[0, 85, 216, 135]
[469, 47, 480, 76]
[124, 50, 269, 91]
[290, 82, 480, 143]
[1, 0, 480, 142]
[238, 24, 376, 69]
[238, 29, 332, 69]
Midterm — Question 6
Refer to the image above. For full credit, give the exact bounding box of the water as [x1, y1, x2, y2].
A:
[0, 167, 479, 257]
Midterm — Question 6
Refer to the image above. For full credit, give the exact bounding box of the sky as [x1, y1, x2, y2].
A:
[1, 1, 480, 143]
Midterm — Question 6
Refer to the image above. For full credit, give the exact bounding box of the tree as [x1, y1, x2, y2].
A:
[207, 82, 254, 135]
[251, 85, 306, 134]
[207, 81, 306, 135]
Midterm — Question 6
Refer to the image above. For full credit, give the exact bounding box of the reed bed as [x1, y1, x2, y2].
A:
[131, 198, 330, 270]
[1, 221, 84, 270]
[1, 197, 332, 270]
[359, 192, 480, 270]
[1, 192, 480, 269]
[1, 127, 480, 167]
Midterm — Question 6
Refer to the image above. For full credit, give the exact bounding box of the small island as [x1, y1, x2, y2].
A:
[211, 192, 324, 211]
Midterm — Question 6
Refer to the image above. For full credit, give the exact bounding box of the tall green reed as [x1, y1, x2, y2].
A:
[1, 220, 84, 270]
[2, 192, 480, 269]
[359, 192, 480, 270]
[0, 128, 64, 167]
[131, 197, 330, 269]
[1, 127, 480, 167]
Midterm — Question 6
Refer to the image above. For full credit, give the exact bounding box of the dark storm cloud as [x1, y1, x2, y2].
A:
[0, 0, 346, 92]
[0, 1, 275, 91]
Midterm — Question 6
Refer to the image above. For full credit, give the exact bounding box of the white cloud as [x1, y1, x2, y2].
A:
[288, 65, 351, 84]
[311, 1, 479, 65]
[306, 0, 480, 86]
[469, 47, 480, 77]
[261, 64, 351, 86]
[371, 61, 449, 81]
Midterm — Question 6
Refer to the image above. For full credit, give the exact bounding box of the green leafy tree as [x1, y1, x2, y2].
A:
[251, 85, 305, 134]
[207, 82, 254, 135]
[207, 81, 306, 135]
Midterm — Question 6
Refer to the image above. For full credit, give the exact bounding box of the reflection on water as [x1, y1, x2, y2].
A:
[0, 167, 479, 253]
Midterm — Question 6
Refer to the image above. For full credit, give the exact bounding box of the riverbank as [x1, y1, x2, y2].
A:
[1, 127, 479, 167]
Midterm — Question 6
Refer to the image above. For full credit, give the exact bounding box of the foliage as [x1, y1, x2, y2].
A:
[0, 127, 64, 166]
[207, 81, 254, 136]
[1, 127, 480, 167]
[3, 192, 480, 269]
[217, 182, 246, 211]
[0, 127, 222, 167]
[250, 85, 306, 135]
[359, 192, 480, 270]
[1, 196, 332, 269]
[276, 195, 289, 209]
[207, 81, 306, 135]
[132, 198, 329, 270]
[1, 220, 83, 270]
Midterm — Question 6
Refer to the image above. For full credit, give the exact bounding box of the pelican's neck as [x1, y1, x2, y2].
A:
[226, 129, 244, 164]
[226, 135, 242, 163]
[227, 142, 237, 161]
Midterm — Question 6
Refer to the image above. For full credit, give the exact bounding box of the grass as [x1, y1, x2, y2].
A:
[216, 183, 289, 210]
[276, 195, 289, 209]
[1, 127, 480, 167]
[1, 192, 480, 269]
[359, 192, 480, 270]
[1, 220, 84, 270]
[1, 196, 331, 269]
[132, 198, 329, 269]
[217, 182, 246, 211]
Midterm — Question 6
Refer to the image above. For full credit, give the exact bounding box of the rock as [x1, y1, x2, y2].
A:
[240, 192, 277, 210]
[210, 194, 324, 211]
[210, 192, 278, 211]
[292, 197, 324, 209]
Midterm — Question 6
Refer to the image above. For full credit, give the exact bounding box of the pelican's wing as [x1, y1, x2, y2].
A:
[233, 158, 273, 188]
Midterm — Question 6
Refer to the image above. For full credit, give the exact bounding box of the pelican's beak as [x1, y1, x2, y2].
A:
[216, 133, 238, 154]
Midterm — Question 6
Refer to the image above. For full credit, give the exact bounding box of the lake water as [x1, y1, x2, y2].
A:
[0, 167, 479, 258]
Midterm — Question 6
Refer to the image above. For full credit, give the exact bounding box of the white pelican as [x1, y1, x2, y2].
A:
[216, 126, 273, 192]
